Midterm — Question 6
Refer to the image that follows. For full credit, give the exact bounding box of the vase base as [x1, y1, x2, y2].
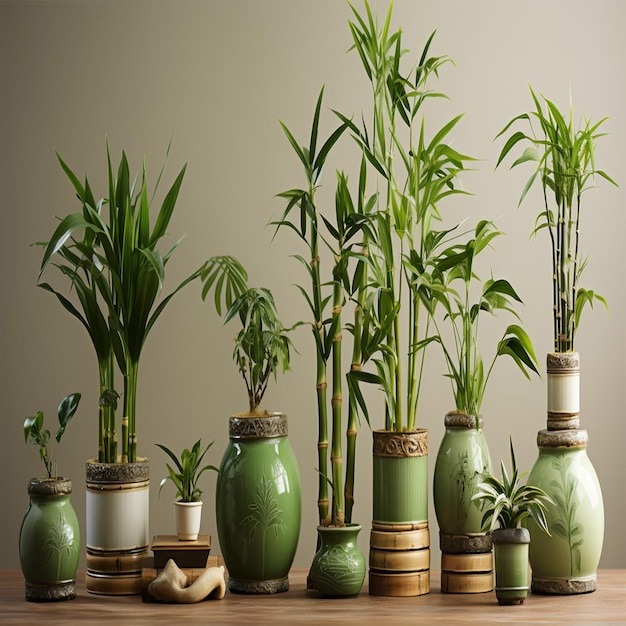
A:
[440, 532, 492, 554]
[228, 577, 289, 594]
[25, 580, 76, 602]
[532, 575, 596, 595]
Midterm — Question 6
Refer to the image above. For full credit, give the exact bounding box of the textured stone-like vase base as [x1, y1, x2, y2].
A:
[25, 580, 76, 602]
[440, 532, 492, 554]
[532, 575, 596, 595]
[228, 577, 289, 594]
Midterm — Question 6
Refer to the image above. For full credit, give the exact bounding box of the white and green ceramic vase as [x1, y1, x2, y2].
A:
[216, 412, 301, 594]
[527, 352, 604, 595]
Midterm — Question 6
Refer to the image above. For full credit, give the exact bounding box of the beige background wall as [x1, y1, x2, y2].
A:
[1, 0, 624, 572]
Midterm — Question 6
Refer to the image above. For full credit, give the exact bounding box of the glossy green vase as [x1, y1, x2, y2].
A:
[527, 429, 604, 594]
[492, 528, 530, 605]
[372, 429, 428, 526]
[311, 524, 366, 597]
[216, 413, 301, 594]
[19, 477, 80, 601]
[433, 412, 491, 542]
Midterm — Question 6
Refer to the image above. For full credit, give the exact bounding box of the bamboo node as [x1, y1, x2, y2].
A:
[331, 394, 342, 407]
[317, 441, 329, 450]
[316, 382, 327, 390]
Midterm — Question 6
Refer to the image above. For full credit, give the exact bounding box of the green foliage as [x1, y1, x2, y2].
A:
[472, 437, 553, 532]
[156, 439, 218, 503]
[495, 87, 617, 352]
[429, 220, 539, 417]
[24, 393, 81, 478]
[342, 0, 475, 432]
[38, 141, 201, 462]
[201, 256, 295, 414]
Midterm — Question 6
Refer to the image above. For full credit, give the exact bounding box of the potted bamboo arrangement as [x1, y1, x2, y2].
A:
[37, 142, 201, 594]
[201, 256, 301, 594]
[496, 88, 616, 594]
[472, 438, 553, 605]
[274, 86, 372, 597]
[429, 220, 539, 593]
[157, 439, 218, 541]
[335, 0, 477, 596]
[20, 393, 81, 601]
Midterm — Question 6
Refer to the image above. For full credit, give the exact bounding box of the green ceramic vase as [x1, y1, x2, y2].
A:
[216, 412, 301, 594]
[372, 429, 428, 526]
[433, 412, 491, 548]
[492, 528, 530, 605]
[311, 524, 366, 597]
[19, 477, 80, 601]
[527, 429, 604, 594]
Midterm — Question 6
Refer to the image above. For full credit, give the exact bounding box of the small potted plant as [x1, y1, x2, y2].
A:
[201, 255, 301, 594]
[472, 438, 553, 605]
[156, 439, 218, 541]
[20, 393, 81, 601]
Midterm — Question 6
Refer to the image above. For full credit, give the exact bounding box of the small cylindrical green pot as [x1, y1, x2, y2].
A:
[216, 412, 301, 594]
[433, 412, 491, 536]
[492, 528, 530, 605]
[19, 477, 80, 602]
[372, 429, 428, 526]
[527, 429, 604, 594]
[311, 524, 366, 597]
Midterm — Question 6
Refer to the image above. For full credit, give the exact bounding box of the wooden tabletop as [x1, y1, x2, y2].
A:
[1, 569, 624, 624]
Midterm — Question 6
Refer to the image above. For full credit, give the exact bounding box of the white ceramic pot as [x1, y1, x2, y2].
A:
[174, 500, 203, 541]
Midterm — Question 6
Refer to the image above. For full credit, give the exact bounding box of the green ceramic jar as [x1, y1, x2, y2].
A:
[433, 412, 491, 539]
[311, 524, 366, 597]
[216, 413, 301, 594]
[372, 429, 428, 526]
[527, 429, 604, 594]
[19, 477, 80, 601]
[492, 527, 530, 605]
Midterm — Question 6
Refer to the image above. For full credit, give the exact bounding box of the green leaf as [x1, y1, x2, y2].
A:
[55, 393, 81, 443]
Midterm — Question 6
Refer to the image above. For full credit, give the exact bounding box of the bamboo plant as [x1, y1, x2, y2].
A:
[273, 86, 377, 527]
[201, 255, 295, 415]
[429, 220, 540, 419]
[38, 142, 201, 463]
[340, 0, 475, 433]
[495, 87, 617, 352]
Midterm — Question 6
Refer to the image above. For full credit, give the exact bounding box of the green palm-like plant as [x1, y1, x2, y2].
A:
[156, 439, 218, 503]
[24, 393, 81, 479]
[38, 142, 201, 463]
[495, 87, 617, 353]
[473, 437, 553, 532]
[429, 220, 540, 418]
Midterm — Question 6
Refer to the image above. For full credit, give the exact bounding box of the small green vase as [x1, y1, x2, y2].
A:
[527, 429, 604, 594]
[492, 528, 530, 605]
[433, 412, 491, 539]
[311, 524, 366, 597]
[19, 477, 80, 601]
[372, 429, 428, 526]
[216, 413, 301, 594]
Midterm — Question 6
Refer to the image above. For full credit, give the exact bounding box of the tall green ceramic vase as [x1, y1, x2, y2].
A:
[19, 477, 80, 601]
[216, 412, 301, 594]
[433, 411, 491, 546]
[527, 353, 604, 595]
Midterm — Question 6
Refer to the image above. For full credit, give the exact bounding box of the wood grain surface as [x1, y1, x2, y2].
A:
[1, 569, 624, 624]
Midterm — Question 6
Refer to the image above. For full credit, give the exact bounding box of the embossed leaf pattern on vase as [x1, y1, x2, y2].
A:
[43, 513, 79, 582]
[242, 475, 287, 579]
[549, 456, 584, 576]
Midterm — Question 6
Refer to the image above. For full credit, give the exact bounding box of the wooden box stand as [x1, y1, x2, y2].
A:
[151, 534, 212, 568]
